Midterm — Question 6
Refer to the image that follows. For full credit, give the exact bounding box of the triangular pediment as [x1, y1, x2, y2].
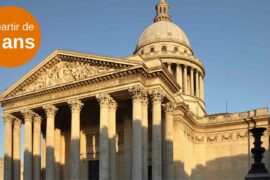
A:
[1, 50, 142, 100]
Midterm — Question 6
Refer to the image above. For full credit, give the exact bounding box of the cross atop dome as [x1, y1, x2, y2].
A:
[154, 0, 171, 22]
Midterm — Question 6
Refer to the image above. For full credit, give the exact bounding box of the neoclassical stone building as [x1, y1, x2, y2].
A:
[1, 1, 269, 180]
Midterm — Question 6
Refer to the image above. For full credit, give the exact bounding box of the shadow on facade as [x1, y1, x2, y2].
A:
[174, 149, 270, 180]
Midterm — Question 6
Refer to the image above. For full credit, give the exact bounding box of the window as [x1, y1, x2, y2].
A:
[164, 7, 166, 13]
[141, 50, 144, 55]
[159, 7, 162, 13]
[174, 47, 178, 52]
[162, 46, 167, 52]
[150, 47, 155, 53]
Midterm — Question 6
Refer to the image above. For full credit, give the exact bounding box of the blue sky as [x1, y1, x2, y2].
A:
[0, 0, 269, 158]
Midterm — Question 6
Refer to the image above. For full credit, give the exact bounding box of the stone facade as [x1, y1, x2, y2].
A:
[0, 1, 269, 180]
[0, 157, 3, 180]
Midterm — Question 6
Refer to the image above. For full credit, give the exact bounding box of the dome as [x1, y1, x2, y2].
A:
[136, 21, 191, 51]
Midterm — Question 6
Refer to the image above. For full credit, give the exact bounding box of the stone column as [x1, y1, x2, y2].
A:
[96, 94, 111, 180]
[13, 117, 21, 180]
[54, 129, 61, 180]
[33, 114, 42, 180]
[22, 110, 34, 180]
[190, 68, 194, 96]
[41, 135, 46, 180]
[3, 113, 13, 180]
[43, 105, 58, 180]
[183, 65, 188, 94]
[163, 102, 175, 180]
[200, 73, 205, 100]
[123, 108, 132, 180]
[109, 99, 117, 180]
[129, 86, 145, 180]
[176, 64, 183, 92]
[196, 70, 200, 98]
[167, 63, 172, 74]
[150, 89, 164, 180]
[142, 94, 148, 180]
[68, 99, 84, 180]
[60, 132, 66, 176]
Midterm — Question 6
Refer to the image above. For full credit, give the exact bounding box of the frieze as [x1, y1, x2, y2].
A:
[2, 75, 141, 111]
[16, 61, 116, 95]
[181, 124, 249, 144]
[3, 79, 119, 110]
[207, 135, 218, 143]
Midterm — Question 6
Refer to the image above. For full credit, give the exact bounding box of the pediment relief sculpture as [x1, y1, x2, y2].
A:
[17, 61, 116, 95]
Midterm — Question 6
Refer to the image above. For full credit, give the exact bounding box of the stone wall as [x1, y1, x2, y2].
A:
[0, 157, 3, 180]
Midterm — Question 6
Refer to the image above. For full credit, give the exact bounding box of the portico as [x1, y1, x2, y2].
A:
[1, 49, 179, 180]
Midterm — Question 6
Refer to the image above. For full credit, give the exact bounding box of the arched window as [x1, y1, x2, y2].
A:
[159, 7, 162, 13]
[150, 47, 155, 53]
[162, 46, 167, 52]
[141, 50, 144, 55]
[174, 47, 178, 52]
[164, 7, 166, 13]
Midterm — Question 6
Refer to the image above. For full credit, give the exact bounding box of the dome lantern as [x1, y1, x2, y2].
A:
[154, 0, 171, 22]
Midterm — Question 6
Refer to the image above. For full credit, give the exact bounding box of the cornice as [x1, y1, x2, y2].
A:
[0, 50, 140, 101]
[1, 64, 180, 107]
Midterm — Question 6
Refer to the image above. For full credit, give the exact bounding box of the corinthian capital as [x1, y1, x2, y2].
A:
[33, 113, 42, 124]
[96, 94, 111, 107]
[21, 109, 34, 122]
[128, 86, 146, 100]
[2, 113, 15, 125]
[13, 117, 22, 127]
[149, 88, 164, 102]
[109, 98, 118, 110]
[43, 105, 58, 118]
[163, 102, 176, 114]
[68, 99, 84, 112]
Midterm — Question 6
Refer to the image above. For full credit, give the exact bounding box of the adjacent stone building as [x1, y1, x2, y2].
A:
[1, 1, 269, 180]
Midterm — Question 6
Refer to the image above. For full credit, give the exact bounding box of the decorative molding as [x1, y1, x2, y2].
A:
[207, 135, 218, 143]
[2, 113, 15, 125]
[221, 133, 233, 141]
[17, 61, 115, 95]
[13, 118, 22, 127]
[181, 123, 249, 144]
[96, 94, 111, 107]
[43, 105, 58, 118]
[33, 113, 42, 124]
[163, 102, 176, 114]
[109, 98, 118, 110]
[237, 132, 248, 140]
[149, 88, 164, 102]
[141, 93, 148, 105]
[128, 86, 146, 100]
[21, 109, 34, 122]
[68, 99, 84, 112]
